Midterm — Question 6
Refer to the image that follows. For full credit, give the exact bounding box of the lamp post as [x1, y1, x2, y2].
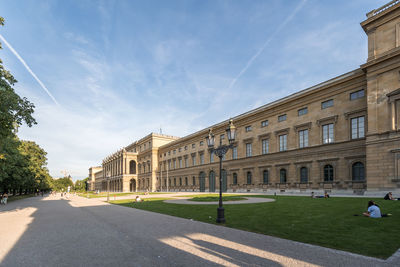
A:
[206, 119, 236, 223]
[106, 171, 110, 202]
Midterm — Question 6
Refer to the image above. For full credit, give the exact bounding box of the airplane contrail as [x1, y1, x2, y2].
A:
[227, 0, 308, 90]
[0, 34, 60, 106]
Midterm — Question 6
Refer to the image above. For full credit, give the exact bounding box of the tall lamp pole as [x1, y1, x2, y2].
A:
[205, 119, 236, 223]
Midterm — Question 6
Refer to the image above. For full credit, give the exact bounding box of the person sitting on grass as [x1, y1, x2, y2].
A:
[363, 200, 391, 218]
[135, 196, 142, 203]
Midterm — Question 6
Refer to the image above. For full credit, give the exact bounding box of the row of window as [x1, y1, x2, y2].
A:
[160, 117, 365, 170]
[161, 90, 365, 159]
[160, 162, 365, 188]
[243, 89, 365, 132]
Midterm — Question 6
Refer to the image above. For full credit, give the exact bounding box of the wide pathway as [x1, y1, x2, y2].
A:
[0, 195, 398, 267]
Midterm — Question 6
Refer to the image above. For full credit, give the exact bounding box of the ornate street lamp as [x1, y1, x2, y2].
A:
[206, 119, 236, 223]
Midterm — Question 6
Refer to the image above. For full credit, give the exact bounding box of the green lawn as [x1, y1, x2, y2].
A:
[110, 195, 400, 259]
[188, 196, 246, 202]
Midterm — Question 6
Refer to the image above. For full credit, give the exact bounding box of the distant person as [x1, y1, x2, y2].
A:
[384, 192, 399, 200]
[1, 193, 8, 205]
[324, 192, 330, 198]
[311, 192, 315, 198]
[135, 196, 142, 202]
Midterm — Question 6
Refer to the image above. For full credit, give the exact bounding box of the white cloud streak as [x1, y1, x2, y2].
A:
[0, 34, 60, 106]
[227, 0, 308, 90]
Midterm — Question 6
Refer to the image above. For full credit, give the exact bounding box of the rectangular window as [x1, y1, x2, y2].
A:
[232, 147, 238, 159]
[350, 89, 365, 100]
[322, 124, 334, 144]
[246, 143, 252, 157]
[168, 151, 170, 156]
[184, 157, 188, 168]
[279, 134, 287, 151]
[200, 141, 204, 146]
[298, 107, 308, 116]
[192, 155, 196, 166]
[192, 144, 195, 148]
[179, 158, 182, 168]
[351, 116, 365, 139]
[144, 144, 146, 150]
[178, 148, 181, 152]
[245, 126, 252, 132]
[210, 151, 214, 163]
[261, 120, 269, 127]
[322, 99, 334, 109]
[168, 161, 171, 170]
[299, 129, 309, 148]
[262, 139, 269, 154]
[278, 114, 287, 122]
[220, 134, 225, 140]
[173, 160, 176, 169]
[184, 145, 188, 151]
[200, 154, 204, 164]
[173, 150, 176, 155]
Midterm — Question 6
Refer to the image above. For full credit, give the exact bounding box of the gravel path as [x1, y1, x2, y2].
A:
[0, 195, 397, 266]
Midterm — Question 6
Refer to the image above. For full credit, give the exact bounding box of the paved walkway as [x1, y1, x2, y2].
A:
[0, 195, 398, 266]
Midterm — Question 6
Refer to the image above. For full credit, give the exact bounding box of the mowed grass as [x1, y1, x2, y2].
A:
[111, 195, 400, 259]
[183, 194, 247, 202]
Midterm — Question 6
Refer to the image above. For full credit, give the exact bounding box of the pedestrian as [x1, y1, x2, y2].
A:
[1, 193, 8, 205]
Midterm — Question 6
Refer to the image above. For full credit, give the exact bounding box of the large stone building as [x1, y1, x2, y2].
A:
[89, 1, 400, 195]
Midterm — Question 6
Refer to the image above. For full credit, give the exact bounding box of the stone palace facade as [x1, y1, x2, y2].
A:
[89, 1, 400, 195]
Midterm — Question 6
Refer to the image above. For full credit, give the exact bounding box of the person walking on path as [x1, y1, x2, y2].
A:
[1, 192, 8, 205]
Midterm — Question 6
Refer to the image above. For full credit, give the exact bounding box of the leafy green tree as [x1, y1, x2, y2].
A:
[52, 176, 74, 192]
[18, 140, 52, 191]
[0, 17, 36, 139]
[0, 17, 51, 195]
[74, 177, 89, 192]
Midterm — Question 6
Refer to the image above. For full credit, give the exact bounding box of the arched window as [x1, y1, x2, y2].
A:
[174, 178, 176, 186]
[192, 176, 196, 185]
[168, 179, 171, 186]
[143, 164, 146, 173]
[129, 160, 136, 174]
[280, 169, 287, 183]
[185, 177, 188, 186]
[324, 165, 334, 182]
[263, 170, 269, 184]
[209, 171, 216, 192]
[138, 164, 141, 174]
[247, 171, 252, 184]
[300, 167, 308, 183]
[179, 177, 182, 186]
[352, 162, 365, 181]
[233, 173, 238, 185]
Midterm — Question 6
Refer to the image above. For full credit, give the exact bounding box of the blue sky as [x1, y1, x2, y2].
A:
[0, 0, 388, 180]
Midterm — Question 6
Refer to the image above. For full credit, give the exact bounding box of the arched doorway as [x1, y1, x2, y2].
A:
[199, 172, 206, 192]
[221, 169, 227, 192]
[209, 171, 216, 192]
[130, 179, 136, 192]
